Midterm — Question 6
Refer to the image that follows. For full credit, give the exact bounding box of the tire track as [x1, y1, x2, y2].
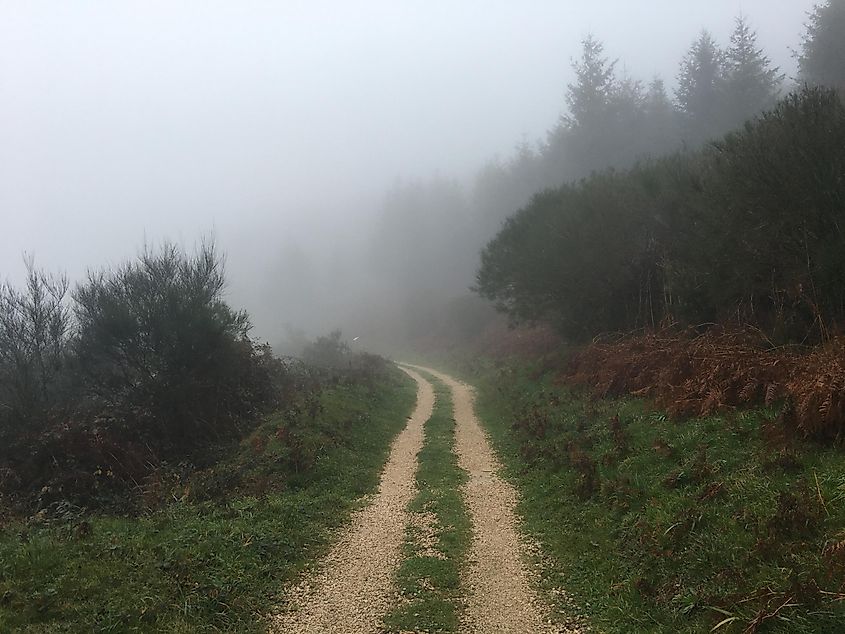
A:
[271, 367, 433, 634]
[409, 365, 578, 634]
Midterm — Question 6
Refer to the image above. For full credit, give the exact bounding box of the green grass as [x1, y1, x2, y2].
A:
[461, 360, 845, 633]
[0, 368, 416, 633]
[383, 376, 471, 633]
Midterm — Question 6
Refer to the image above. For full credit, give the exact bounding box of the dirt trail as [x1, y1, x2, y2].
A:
[271, 367, 433, 634]
[410, 365, 573, 634]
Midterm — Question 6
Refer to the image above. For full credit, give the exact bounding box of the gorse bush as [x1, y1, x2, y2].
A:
[0, 242, 285, 510]
[477, 87, 845, 343]
[73, 242, 267, 444]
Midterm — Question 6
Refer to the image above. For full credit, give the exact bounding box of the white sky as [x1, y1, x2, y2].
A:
[0, 0, 818, 336]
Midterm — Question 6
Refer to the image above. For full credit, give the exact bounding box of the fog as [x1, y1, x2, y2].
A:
[0, 0, 819, 348]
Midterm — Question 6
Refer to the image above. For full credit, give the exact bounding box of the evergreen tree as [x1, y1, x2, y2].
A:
[676, 31, 726, 144]
[564, 34, 617, 129]
[545, 36, 687, 181]
[799, 0, 845, 91]
[642, 77, 681, 156]
[545, 35, 624, 179]
[472, 141, 546, 240]
[722, 15, 783, 129]
[645, 78, 674, 119]
[605, 75, 651, 164]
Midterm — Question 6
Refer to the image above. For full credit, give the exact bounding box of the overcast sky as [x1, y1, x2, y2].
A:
[0, 0, 819, 338]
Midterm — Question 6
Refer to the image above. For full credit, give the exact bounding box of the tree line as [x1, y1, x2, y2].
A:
[365, 2, 845, 345]
[476, 86, 845, 342]
[475, 1, 845, 342]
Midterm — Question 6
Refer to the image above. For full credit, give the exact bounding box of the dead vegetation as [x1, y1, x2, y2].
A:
[562, 326, 845, 439]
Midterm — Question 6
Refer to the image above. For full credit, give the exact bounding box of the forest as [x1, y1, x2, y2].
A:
[477, 86, 845, 341]
[366, 3, 845, 352]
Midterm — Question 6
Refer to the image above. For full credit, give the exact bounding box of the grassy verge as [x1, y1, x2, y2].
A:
[383, 376, 471, 633]
[461, 360, 845, 633]
[0, 367, 416, 633]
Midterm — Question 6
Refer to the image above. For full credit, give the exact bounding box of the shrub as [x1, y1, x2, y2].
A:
[72, 242, 273, 447]
[301, 331, 390, 388]
[0, 242, 287, 510]
[0, 261, 71, 437]
[563, 325, 845, 439]
[301, 330, 350, 369]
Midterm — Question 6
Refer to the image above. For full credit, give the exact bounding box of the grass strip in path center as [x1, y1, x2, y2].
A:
[383, 373, 471, 633]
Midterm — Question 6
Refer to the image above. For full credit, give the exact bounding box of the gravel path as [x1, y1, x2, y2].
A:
[411, 365, 576, 634]
[271, 367, 433, 634]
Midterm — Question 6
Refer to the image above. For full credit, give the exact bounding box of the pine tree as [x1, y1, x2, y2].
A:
[544, 35, 620, 181]
[565, 34, 617, 129]
[642, 78, 681, 155]
[799, 0, 845, 91]
[646, 78, 673, 115]
[676, 31, 726, 144]
[722, 15, 783, 129]
[606, 75, 650, 164]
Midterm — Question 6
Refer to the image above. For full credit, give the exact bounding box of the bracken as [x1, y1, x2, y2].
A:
[562, 325, 845, 439]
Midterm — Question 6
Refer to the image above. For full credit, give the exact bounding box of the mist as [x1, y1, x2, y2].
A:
[0, 0, 819, 348]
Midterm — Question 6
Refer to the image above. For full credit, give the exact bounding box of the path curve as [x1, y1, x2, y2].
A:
[271, 366, 434, 634]
[407, 364, 568, 634]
